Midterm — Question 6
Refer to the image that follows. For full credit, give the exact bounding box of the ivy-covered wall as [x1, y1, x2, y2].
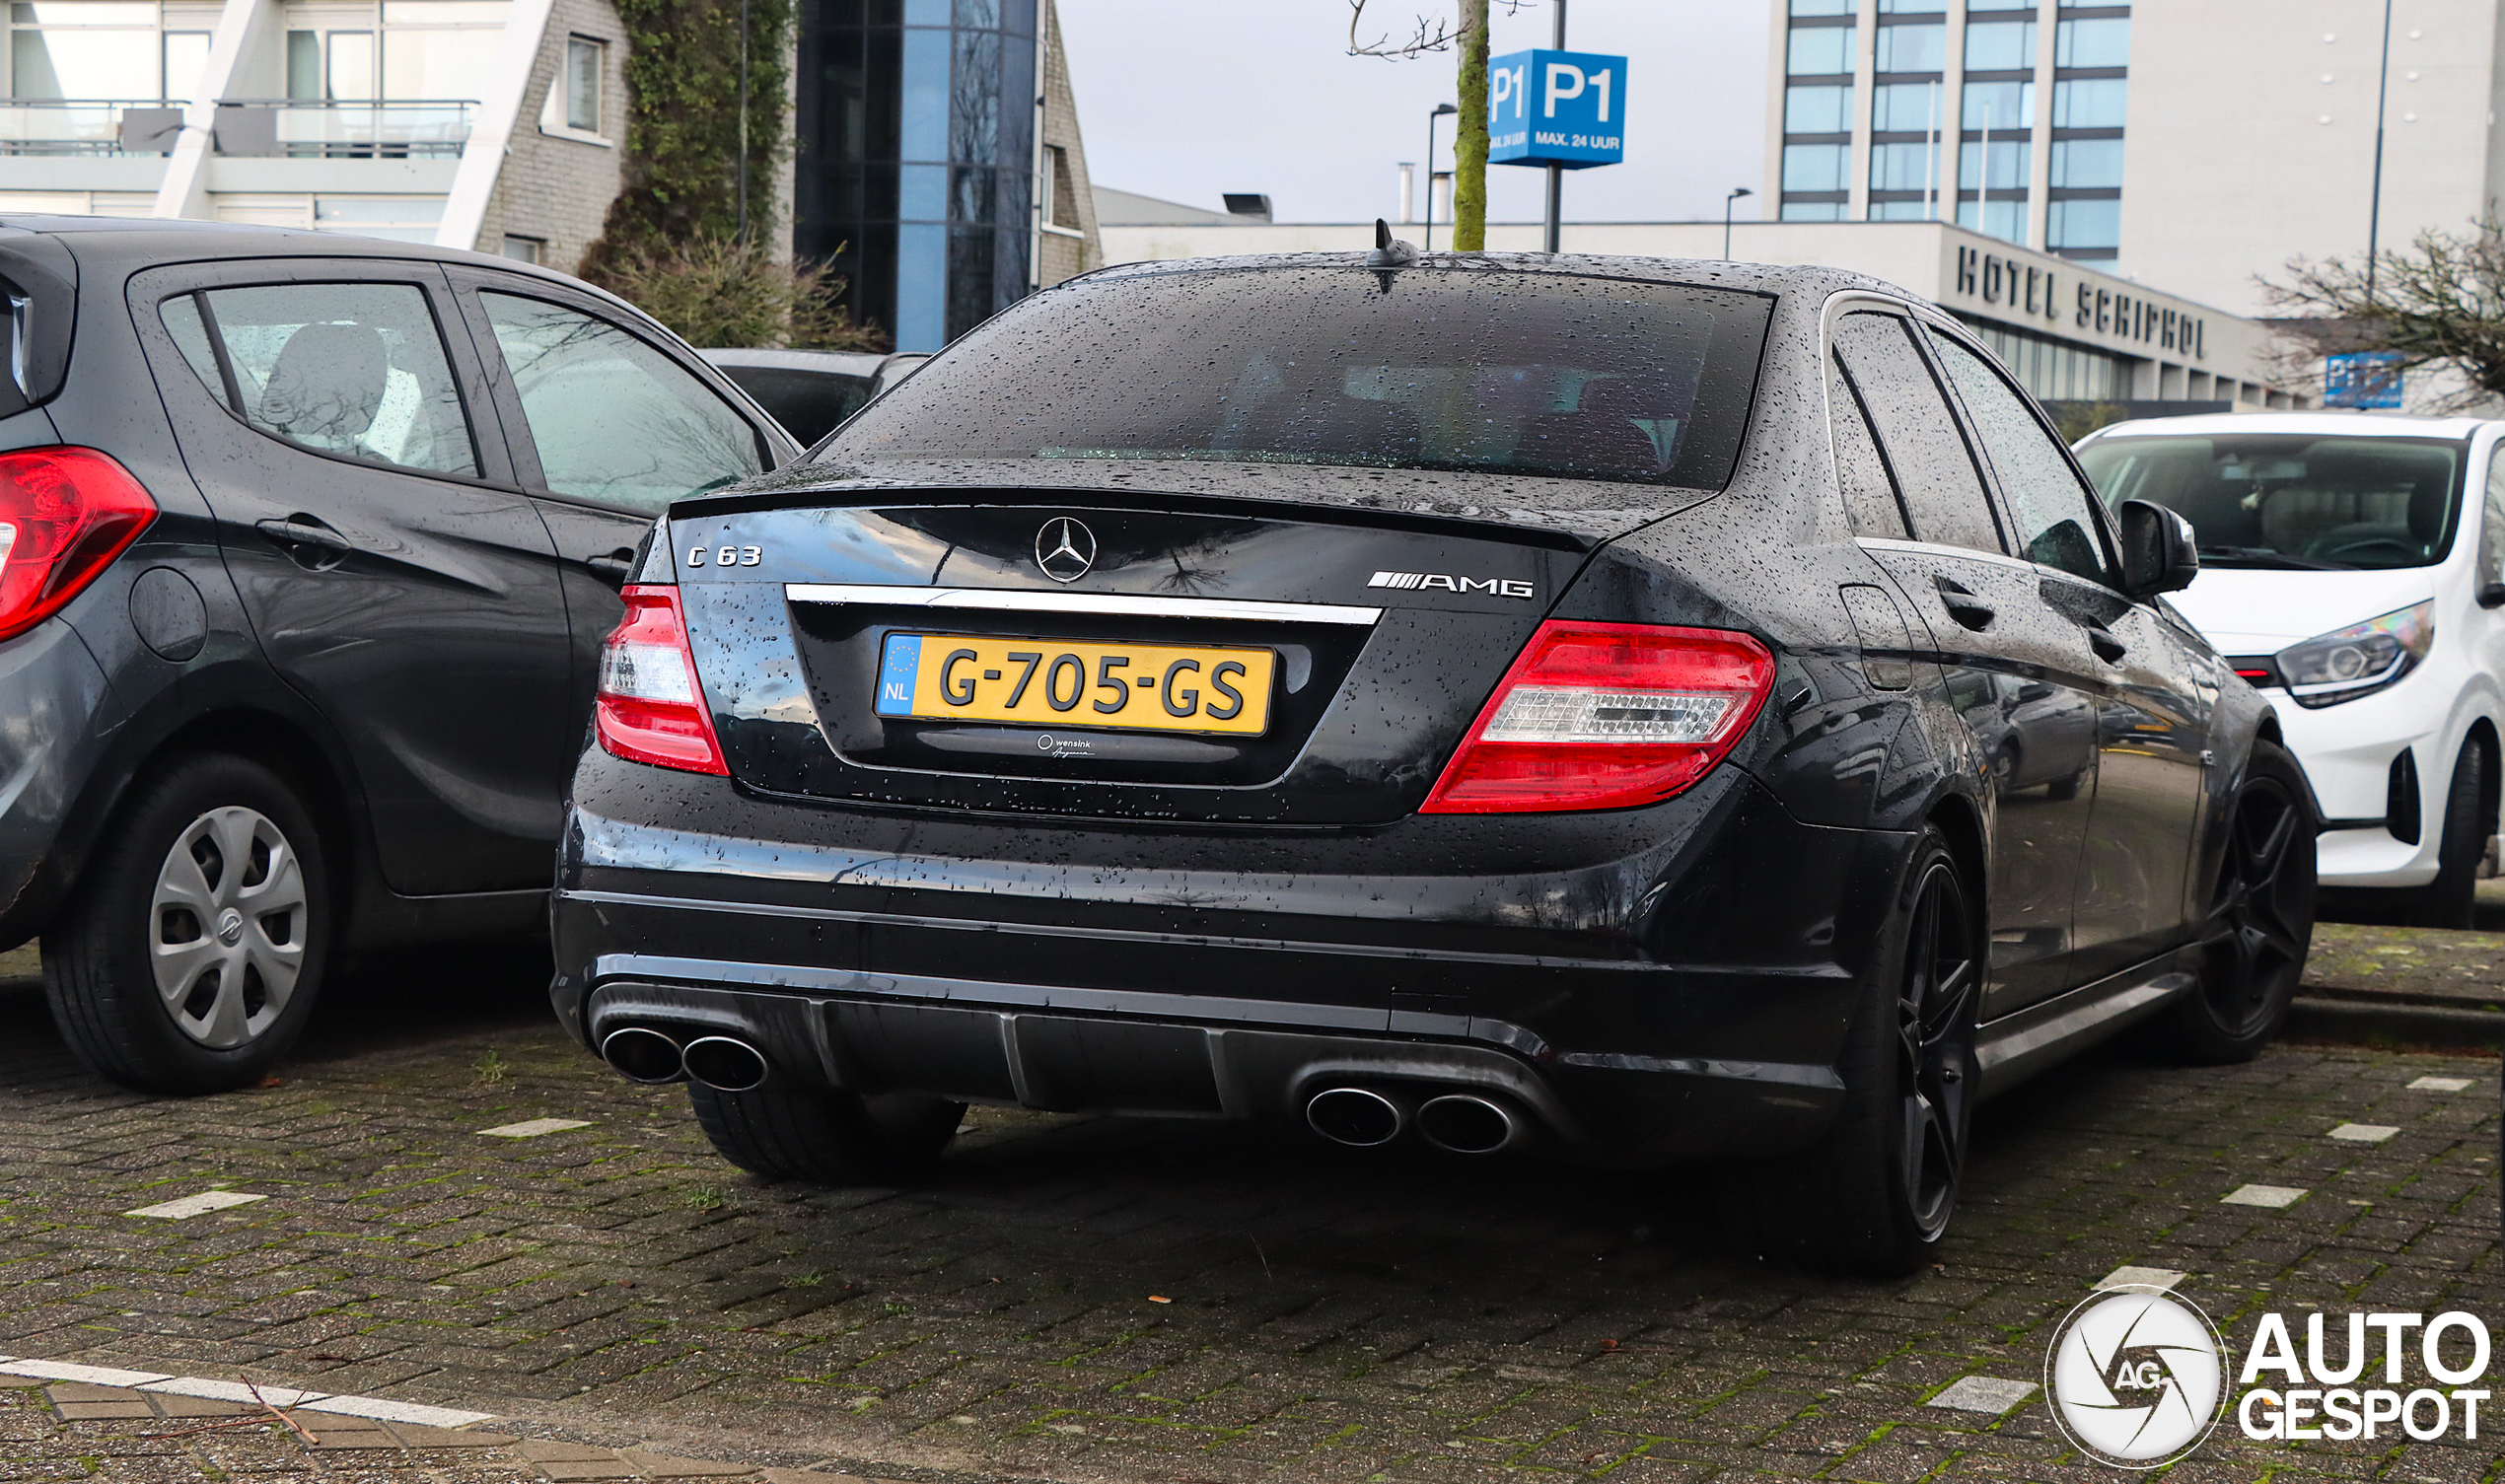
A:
[579, 0, 793, 278]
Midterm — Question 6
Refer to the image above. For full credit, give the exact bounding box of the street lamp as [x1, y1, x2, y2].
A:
[1724, 186, 1754, 260]
[1424, 103, 1458, 251]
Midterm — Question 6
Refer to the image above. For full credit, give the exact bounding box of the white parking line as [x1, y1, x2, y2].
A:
[1928, 1376, 2038, 1413]
[477, 1118, 592, 1139]
[2409, 1076, 2474, 1093]
[2328, 1123, 2400, 1143]
[2096, 1265, 2187, 1291]
[0, 1357, 495, 1428]
[123, 1189, 265, 1220]
[2223, 1184, 2309, 1208]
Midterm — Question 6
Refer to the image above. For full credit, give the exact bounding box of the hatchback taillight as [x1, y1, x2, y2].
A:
[1420, 621, 1775, 813]
[0, 447, 157, 643]
[595, 585, 728, 775]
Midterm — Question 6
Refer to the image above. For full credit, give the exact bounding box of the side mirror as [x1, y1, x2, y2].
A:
[2478, 582, 2505, 609]
[2117, 499, 2198, 600]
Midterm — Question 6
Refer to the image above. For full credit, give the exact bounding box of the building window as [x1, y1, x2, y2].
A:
[501, 235, 543, 263]
[1789, 0, 1851, 14]
[1786, 25, 1854, 77]
[1786, 83, 1854, 134]
[540, 35, 606, 137]
[2046, 197, 2122, 254]
[9, 2, 161, 101]
[1782, 142, 1849, 193]
[1040, 143, 1078, 229]
[1957, 139, 2031, 193]
[2052, 77, 2128, 128]
[2049, 137, 2124, 188]
[1782, 199, 1844, 222]
[564, 35, 602, 131]
[1873, 23, 1945, 73]
[1870, 81, 1939, 133]
[1868, 199, 1933, 221]
[1961, 18, 2037, 71]
[1962, 80, 2033, 130]
[1869, 141, 1938, 192]
[2054, 17, 2130, 68]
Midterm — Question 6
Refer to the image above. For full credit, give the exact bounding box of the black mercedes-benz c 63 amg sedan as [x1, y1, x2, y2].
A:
[551, 244, 2316, 1273]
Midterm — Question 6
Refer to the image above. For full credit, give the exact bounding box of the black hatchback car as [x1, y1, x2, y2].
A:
[550, 248, 2316, 1273]
[0, 218, 799, 1094]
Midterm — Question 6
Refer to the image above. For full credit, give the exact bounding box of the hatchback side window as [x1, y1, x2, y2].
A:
[1829, 356, 1908, 539]
[1927, 333, 2120, 589]
[480, 292, 763, 512]
[1829, 312, 2005, 554]
[177, 283, 479, 477]
[2482, 445, 2505, 592]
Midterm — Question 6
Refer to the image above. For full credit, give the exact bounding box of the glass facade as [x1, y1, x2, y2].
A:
[1956, 314, 2130, 402]
[2046, 7, 2126, 260]
[795, 0, 1038, 352]
[1777, 7, 1852, 220]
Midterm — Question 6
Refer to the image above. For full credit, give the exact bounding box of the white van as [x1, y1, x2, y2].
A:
[2075, 411, 2503, 926]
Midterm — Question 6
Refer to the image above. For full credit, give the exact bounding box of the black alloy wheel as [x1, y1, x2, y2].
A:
[1716, 825, 1981, 1276]
[2167, 739, 2315, 1064]
[1895, 852, 1980, 1242]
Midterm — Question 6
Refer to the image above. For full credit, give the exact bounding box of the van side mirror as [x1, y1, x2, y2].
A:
[2478, 582, 2505, 609]
[2117, 499, 2199, 600]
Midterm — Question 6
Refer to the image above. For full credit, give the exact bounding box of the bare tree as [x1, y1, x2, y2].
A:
[2263, 218, 2505, 410]
[1346, 0, 1513, 251]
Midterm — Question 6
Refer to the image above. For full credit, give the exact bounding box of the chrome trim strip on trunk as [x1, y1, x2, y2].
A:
[782, 583, 1383, 625]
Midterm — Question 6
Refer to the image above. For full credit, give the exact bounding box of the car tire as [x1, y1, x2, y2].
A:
[2405, 741, 2487, 930]
[688, 1083, 965, 1184]
[2163, 739, 2317, 1065]
[42, 753, 330, 1095]
[1714, 824, 1981, 1277]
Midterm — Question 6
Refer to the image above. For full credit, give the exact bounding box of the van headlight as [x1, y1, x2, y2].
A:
[2274, 600, 2434, 708]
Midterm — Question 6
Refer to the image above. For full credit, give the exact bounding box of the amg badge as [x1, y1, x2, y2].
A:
[1367, 570, 1536, 600]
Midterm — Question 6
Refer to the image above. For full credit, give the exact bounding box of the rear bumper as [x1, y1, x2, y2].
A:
[551, 749, 1916, 1163]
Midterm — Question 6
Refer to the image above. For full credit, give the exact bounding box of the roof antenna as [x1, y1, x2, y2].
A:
[1365, 218, 1419, 269]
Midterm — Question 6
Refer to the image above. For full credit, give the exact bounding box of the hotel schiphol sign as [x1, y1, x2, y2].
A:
[1952, 243, 2208, 361]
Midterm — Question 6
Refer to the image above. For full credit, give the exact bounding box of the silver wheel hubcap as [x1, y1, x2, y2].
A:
[148, 806, 308, 1049]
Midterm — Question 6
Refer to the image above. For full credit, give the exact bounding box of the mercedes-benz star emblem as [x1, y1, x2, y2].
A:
[1035, 517, 1097, 583]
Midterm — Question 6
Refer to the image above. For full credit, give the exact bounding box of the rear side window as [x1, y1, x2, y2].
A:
[2483, 445, 2505, 588]
[169, 283, 479, 477]
[1928, 331, 2118, 588]
[480, 292, 763, 512]
[1830, 312, 2004, 554]
[1828, 354, 1908, 539]
[826, 266, 1773, 496]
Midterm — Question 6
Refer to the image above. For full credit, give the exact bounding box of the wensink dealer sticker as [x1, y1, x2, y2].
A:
[2040, 1285, 2493, 1466]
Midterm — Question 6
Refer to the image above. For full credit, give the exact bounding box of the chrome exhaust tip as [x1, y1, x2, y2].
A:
[681, 1035, 770, 1093]
[1305, 1086, 1404, 1147]
[600, 1025, 685, 1084]
[1415, 1094, 1519, 1155]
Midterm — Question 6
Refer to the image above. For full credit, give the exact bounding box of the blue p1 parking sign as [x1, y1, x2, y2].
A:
[1489, 48, 1627, 169]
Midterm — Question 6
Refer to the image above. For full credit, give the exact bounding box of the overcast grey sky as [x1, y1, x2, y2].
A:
[1056, 1, 1771, 226]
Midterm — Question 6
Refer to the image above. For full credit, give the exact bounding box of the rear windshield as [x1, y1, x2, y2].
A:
[2078, 433, 2469, 571]
[823, 265, 1772, 492]
[718, 364, 873, 446]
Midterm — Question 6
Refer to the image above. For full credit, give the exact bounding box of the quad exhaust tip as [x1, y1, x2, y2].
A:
[1306, 1086, 1404, 1147]
[681, 1035, 770, 1093]
[600, 1025, 685, 1085]
[1415, 1094, 1520, 1155]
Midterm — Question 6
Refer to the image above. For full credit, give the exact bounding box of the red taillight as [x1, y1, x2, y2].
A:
[1420, 621, 1775, 814]
[0, 447, 157, 642]
[595, 585, 728, 775]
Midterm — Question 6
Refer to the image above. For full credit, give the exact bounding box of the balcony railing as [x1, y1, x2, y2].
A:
[213, 100, 475, 159]
[0, 100, 179, 156]
[0, 99, 474, 158]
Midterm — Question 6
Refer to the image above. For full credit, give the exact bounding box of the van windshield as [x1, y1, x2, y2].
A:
[2077, 433, 2469, 571]
[822, 265, 1773, 494]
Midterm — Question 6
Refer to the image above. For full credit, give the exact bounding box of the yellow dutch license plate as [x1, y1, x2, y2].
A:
[874, 633, 1275, 736]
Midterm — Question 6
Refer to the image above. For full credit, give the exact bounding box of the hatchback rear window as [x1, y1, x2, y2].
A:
[2078, 433, 2469, 571]
[824, 265, 1772, 493]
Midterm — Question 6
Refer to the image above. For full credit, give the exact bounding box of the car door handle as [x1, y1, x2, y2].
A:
[1938, 594, 1996, 630]
[255, 514, 351, 568]
[2085, 625, 2127, 663]
[583, 548, 635, 587]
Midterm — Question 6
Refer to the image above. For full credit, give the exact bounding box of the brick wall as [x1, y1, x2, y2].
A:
[474, 0, 629, 273]
[1037, 0, 1100, 287]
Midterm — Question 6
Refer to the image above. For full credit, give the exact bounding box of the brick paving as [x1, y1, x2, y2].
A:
[0, 942, 2497, 1482]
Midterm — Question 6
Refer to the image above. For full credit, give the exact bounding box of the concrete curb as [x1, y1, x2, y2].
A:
[2288, 995, 2505, 1050]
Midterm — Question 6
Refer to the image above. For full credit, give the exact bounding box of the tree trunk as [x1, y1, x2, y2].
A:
[1453, 0, 1489, 251]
